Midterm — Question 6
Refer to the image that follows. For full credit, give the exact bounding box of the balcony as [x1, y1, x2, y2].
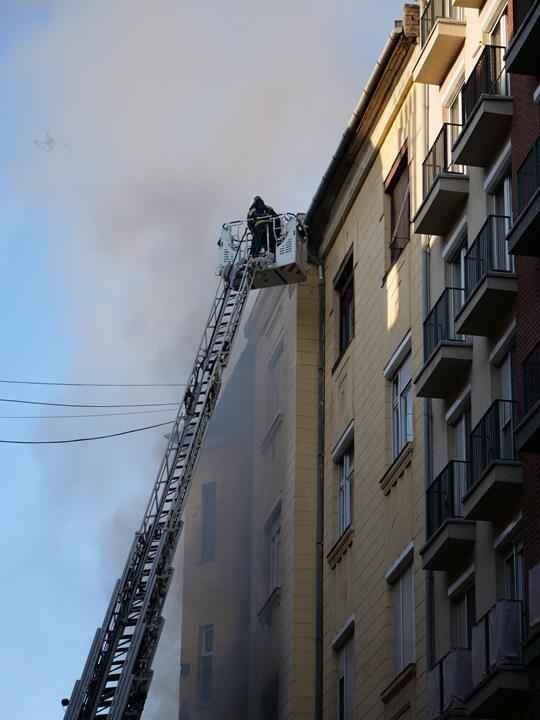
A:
[414, 0, 466, 86]
[515, 340, 540, 452]
[466, 600, 529, 718]
[421, 461, 475, 571]
[452, 46, 512, 167]
[416, 288, 472, 398]
[427, 648, 472, 720]
[414, 124, 469, 236]
[463, 400, 522, 521]
[522, 562, 540, 666]
[505, 0, 540, 76]
[454, 216, 516, 337]
[507, 137, 540, 256]
[452, 0, 486, 7]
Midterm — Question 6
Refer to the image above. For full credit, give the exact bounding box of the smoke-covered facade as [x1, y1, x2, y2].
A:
[179, 274, 319, 720]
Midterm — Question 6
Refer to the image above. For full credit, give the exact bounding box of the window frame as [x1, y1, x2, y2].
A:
[335, 253, 355, 359]
[338, 635, 355, 720]
[338, 443, 354, 537]
[391, 354, 413, 460]
[265, 505, 282, 596]
[197, 624, 214, 705]
[392, 562, 415, 676]
[453, 584, 476, 649]
[385, 147, 410, 268]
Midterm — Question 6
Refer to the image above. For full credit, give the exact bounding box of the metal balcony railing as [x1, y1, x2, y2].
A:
[424, 287, 469, 361]
[461, 45, 508, 125]
[517, 136, 540, 215]
[469, 400, 517, 488]
[420, 0, 464, 47]
[427, 647, 472, 720]
[523, 340, 540, 415]
[423, 123, 465, 199]
[513, 0, 537, 33]
[463, 215, 512, 299]
[471, 599, 523, 687]
[427, 460, 470, 538]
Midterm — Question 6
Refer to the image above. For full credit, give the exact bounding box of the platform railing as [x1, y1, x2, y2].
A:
[469, 400, 517, 488]
[461, 45, 507, 125]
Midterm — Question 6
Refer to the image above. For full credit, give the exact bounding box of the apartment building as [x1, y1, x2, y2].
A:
[412, 0, 537, 718]
[306, 6, 427, 720]
[505, 0, 540, 717]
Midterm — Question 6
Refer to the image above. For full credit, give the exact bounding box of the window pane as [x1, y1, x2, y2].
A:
[338, 636, 354, 720]
[394, 581, 403, 674]
[402, 565, 415, 667]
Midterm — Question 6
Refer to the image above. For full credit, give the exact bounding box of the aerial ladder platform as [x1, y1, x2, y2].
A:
[64, 213, 307, 719]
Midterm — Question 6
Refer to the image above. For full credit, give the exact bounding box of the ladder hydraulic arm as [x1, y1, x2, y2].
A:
[64, 254, 257, 720]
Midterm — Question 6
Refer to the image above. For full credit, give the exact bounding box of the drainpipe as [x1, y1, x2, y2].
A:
[308, 251, 325, 720]
[422, 242, 435, 671]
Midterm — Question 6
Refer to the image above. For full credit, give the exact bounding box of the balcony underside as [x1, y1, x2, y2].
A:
[463, 462, 522, 521]
[414, 174, 469, 236]
[454, 274, 516, 337]
[515, 402, 540, 453]
[452, 96, 513, 167]
[466, 667, 530, 718]
[414, 20, 466, 85]
[421, 519, 475, 571]
[415, 342, 472, 398]
[452, 0, 486, 7]
[523, 626, 540, 667]
[505, 2, 540, 76]
[507, 188, 540, 256]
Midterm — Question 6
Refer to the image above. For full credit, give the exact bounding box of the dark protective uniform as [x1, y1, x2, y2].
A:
[247, 196, 277, 257]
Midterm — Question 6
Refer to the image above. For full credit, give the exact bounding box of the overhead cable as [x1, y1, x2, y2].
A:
[0, 420, 175, 444]
[0, 397, 180, 409]
[0, 408, 177, 419]
[0, 379, 186, 388]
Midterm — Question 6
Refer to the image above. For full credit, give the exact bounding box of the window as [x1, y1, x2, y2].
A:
[499, 350, 515, 457]
[338, 444, 354, 536]
[505, 542, 524, 602]
[493, 174, 514, 270]
[335, 255, 354, 356]
[452, 409, 471, 511]
[447, 86, 463, 126]
[453, 585, 476, 649]
[268, 340, 283, 424]
[266, 510, 281, 595]
[392, 354, 413, 460]
[338, 636, 355, 720]
[261, 673, 279, 720]
[385, 150, 410, 266]
[197, 625, 214, 705]
[393, 563, 415, 675]
[201, 482, 216, 563]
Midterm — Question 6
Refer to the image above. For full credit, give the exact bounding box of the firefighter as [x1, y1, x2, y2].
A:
[247, 196, 277, 258]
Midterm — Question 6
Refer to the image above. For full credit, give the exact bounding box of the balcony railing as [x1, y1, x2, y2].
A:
[469, 400, 517, 487]
[517, 136, 540, 215]
[523, 340, 540, 415]
[424, 287, 469, 361]
[421, 0, 464, 46]
[461, 45, 507, 125]
[427, 460, 470, 538]
[427, 647, 472, 720]
[423, 123, 464, 199]
[513, 0, 536, 33]
[471, 599, 523, 687]
[464, 215, 512, 299]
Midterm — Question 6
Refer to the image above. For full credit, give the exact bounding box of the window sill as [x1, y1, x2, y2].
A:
[379, 442, 414, 495]
[257, 586, 281, 626]
[331, 343, 352, 376]
[260, 412, 283, 452]
[327, 525, 354, 569]
[380, 662, 416, 704]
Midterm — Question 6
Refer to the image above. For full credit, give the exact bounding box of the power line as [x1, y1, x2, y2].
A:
[0, 420, 175, 444]
[0, 408, 177, 419]
[0, 398, 180, 409]
[0, 379, 186, 388]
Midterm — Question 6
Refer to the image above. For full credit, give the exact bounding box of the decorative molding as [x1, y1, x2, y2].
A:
[260, 412, 283, 452]
[380, 662, 416, 704]
[445, 384, 471, 424]
[331, 613, 355, 650]
[383, 332, 412, 379]
[489, 319, 516, 366]
[385, 541, 414, 584]
[442, 214, 468, 261]
[327, 525, 355, 569]
[331, 420, 355, 462]
[448, 564, 475, 599]
[380, 442, 414, 495]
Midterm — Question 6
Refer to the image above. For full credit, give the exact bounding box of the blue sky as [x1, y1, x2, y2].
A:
[0, 2, 407, 717]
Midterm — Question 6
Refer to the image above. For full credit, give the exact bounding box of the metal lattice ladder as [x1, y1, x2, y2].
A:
[64, 256, 257, 720]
